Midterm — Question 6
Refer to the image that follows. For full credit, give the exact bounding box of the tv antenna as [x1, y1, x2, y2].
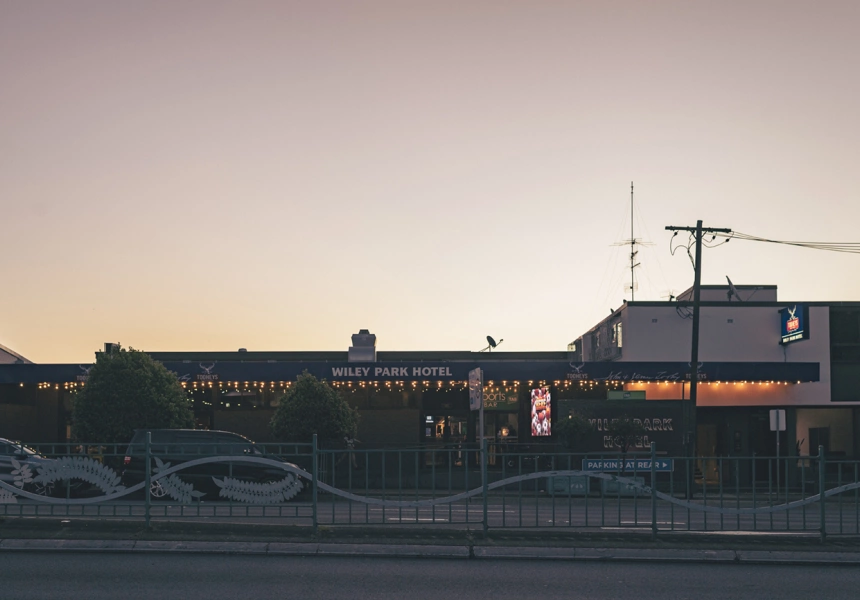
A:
[611, 182, 652, 300]
[479, 336, 504, 352]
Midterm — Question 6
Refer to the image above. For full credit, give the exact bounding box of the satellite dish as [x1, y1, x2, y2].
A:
[485, 336, 504, 352]
[726, 276, 742, 302]
[478, 336, 504, 352]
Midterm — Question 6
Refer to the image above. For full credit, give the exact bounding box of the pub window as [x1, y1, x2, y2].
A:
[611, 322, 623, 348]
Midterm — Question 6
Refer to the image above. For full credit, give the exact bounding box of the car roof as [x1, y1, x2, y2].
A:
[132, 429, 246, 435]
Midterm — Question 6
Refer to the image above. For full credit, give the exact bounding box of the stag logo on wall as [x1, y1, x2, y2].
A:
[197, 363, 219, 381]
[786, 306, 799, 333]
[567, 363, 589, 380]
[685, 361, 707, 380]
[76, 365, 93, 382]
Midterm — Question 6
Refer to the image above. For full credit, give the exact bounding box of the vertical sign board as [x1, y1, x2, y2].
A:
[469, 368, 484, 448]
[468, 368, 483, 411]
[779, 304, 809, 345]
[769, 409, 786, 432]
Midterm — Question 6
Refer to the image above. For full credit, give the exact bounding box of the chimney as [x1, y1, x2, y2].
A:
[348, 329, 377, 362]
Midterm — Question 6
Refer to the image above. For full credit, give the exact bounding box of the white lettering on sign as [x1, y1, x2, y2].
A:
[412, 367, 452, 377]
[331, 366, 452, 378]
[373, 367, 410, 377]
[603, 435, 652, 449]
[589, 418, 673, 432]
[331, 367, 371, 377]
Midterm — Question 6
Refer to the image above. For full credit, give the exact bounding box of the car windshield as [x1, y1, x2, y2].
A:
[5, 442, 39, 456]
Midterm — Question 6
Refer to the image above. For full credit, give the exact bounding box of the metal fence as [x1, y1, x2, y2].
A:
[2, 436, 859, 540]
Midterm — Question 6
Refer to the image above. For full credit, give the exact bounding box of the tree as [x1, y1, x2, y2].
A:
[270, 371, 359, 447]
[607, 415, 648, 473]
[72, 346, 194, 444]
[555, 411, 595, 452]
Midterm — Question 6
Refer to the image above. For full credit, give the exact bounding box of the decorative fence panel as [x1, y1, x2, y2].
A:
[2, 437, 858, 540]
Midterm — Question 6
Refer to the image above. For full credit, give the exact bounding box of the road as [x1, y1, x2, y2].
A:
[1, 554, 859, 600]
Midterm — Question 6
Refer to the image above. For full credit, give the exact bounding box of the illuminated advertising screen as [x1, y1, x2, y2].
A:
[530, 387, 551, 437]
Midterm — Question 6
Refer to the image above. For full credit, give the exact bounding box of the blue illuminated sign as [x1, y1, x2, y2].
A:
[780, 304, 809, 345]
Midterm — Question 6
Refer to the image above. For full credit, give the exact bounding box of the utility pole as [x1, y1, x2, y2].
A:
[665, 220, 731, 495]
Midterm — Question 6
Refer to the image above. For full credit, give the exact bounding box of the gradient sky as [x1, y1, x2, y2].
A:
[2, 1, 859, 363]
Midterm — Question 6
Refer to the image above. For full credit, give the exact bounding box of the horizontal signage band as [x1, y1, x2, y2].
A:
[0, 360, 821, 385]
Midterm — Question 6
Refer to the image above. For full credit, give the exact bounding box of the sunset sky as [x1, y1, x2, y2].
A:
[2, 1, 858, 363]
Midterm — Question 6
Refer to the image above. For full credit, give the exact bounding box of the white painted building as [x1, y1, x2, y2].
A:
[572, 285, 860, 473]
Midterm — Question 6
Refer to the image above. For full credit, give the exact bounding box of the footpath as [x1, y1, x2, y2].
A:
[1, 518, 860, 564]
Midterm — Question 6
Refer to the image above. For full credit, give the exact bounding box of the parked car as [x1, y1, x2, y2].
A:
[0, 437, 55, 496]
[121, 429, 305, 501]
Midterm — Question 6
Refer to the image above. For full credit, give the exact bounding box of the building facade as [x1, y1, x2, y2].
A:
[571, 285, 860, 483]
[0, 319, 825, 477]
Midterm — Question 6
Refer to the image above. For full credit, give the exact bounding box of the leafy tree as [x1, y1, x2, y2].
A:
[270, 371, 359, 447]
[555, 411, 595, 452]
[607, 415, 648, 473]
[72, 346, 194, 444]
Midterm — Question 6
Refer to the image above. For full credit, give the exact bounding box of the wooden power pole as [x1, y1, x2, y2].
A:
[665, 220, 731, 493]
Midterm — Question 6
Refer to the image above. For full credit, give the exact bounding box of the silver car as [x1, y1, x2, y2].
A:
[0, 437, 55, 496]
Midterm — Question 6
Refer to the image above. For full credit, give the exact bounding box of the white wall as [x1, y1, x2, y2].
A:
[796, 408, 854, 457]
[623, 305, 828, 362]
[618, 305, 838, 406]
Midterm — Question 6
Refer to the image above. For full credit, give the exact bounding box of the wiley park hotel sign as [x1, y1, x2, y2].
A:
[330, 365, 456, 378]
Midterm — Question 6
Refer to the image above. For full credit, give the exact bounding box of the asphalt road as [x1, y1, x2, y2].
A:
[1, 554, 859, 600]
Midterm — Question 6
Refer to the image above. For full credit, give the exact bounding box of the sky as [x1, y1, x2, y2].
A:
[2, 1, 859, 363]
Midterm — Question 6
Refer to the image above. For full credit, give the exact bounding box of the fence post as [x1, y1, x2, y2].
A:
[312, 434, 319, 535]
[482, 437, 488, 536]
[144, 432, 151, 529]
[651, 442, 657, 540]
[819, 444, 826, 543]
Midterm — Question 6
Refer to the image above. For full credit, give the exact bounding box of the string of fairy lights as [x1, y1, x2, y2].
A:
[35, 378, 802, 393]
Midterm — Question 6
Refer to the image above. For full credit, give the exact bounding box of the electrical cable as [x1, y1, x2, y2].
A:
[712, 231, 860, 254]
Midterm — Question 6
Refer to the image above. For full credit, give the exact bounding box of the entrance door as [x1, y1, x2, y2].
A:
[696, 424, 720, 485]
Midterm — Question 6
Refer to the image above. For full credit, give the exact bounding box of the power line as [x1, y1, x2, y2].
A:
[712, 231, 860, 254]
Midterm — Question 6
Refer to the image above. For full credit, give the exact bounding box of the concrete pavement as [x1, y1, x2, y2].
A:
[1, 517, 859, 564]
[3, 538, 860, 565]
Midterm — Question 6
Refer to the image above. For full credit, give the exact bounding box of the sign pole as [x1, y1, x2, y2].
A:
[776, 410, 780, 496]
[479, 370, 484, 465]
[468, 367, 486, 533]
[770, 409, 785, 496]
